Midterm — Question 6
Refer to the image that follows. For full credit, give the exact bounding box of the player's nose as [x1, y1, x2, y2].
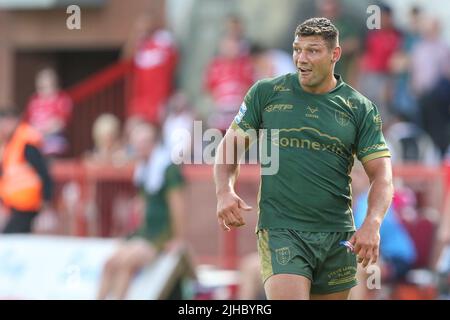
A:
[295, 52, 308, 65]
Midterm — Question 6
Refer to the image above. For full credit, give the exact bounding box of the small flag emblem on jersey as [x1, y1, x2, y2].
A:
[234, 102, 247, 124]
[339, 240, 355, 253]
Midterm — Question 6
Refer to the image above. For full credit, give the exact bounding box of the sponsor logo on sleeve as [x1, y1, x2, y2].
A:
[234, 102, 247, 124]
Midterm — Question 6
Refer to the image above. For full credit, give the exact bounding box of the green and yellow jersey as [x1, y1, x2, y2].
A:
[132, 163, 185, 248]
[232, 73, 390, 232]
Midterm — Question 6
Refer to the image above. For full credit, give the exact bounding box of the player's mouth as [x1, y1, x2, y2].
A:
[298, 67, 312, 77]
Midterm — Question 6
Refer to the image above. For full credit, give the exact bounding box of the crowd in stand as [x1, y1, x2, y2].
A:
[0, 0, 449, 299]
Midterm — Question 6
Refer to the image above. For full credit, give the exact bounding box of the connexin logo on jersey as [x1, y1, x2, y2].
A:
[272, 127, 347, 157]
[234, 103, 247, 124]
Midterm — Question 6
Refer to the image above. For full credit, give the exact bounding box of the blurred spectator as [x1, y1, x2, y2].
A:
[224, 14, 251, 55]
[402, 6, 422, 53]
[315, 0, 363, 85]
[358, 3, 402, 123]
[238, 252, 266, 300]
[83, 114, 131, 237]
[438, 170, 450, 247]
[0, 202, 7, 231]
[97, 122, 185, 300]
[0, 109, 53, 233]
[204, 34, 253, 132]
[121, 116, 147, 161]
[410, 17, 450, 155]
[354, 195, 417, 280]
[248, 44, 294, 163]
[350, 163, 417, 299]
[162, 91, 194, 163]
[124, 12, 178, 125]
[435, 188, 450, 298]
[419, 75, 450, 156]
[84, 113, 129, 167]
[410, 17, 450, 98]
[384, 113, 441, 166]
[393, 184, 437, 270]
[250, 43, 296, 80]
[24, 68, 73, 157]
[389, 6, 422, 123]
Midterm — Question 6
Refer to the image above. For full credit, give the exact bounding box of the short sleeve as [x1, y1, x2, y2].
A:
[356, 103, 391, 163]
[230, 81, 263, 134]
[165, 164, 185, 191]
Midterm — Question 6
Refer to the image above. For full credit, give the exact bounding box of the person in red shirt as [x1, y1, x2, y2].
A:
[125, 13, 178, 125]
[204, 35, 254, 132]
[357, 4, 403, 124]
[24, 68, 73, 157]
[360, 18, 402, 72]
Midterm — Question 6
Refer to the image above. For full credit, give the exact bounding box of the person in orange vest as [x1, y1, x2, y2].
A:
[0, 109, 53, 233]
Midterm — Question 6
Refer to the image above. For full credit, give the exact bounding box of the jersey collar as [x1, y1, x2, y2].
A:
[294, 73, 345, 96]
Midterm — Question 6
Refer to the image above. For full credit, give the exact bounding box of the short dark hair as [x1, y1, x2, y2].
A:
[295, 17, 338, 49]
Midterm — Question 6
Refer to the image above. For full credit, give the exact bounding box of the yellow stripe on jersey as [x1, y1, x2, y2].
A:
[360, 150, 391, 164]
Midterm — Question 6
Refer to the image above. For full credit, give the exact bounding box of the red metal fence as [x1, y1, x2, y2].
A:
[65, 60, 133, 157]
[47, 161, 450, 269]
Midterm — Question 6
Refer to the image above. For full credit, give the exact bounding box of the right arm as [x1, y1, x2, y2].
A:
[215, 80, 264, 231]
[214, 128, 252, 231]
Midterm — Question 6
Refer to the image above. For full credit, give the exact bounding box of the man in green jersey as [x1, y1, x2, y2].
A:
[97, 122, 186, 300]
[214, 17, 393, 299]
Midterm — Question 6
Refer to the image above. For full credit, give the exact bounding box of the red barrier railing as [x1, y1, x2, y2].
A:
[48, 161, 450, 269]
[67, 60, 133, 104]
[65, 60, 133, 157]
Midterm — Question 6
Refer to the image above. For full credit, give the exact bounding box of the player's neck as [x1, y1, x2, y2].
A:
[299, 73, 337, 94]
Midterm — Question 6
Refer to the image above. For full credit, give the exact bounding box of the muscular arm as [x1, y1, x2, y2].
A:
[214, 129, 253, 230]
[363, 157, 394, 226]
[214, 130, 245, 195]
[350, 157, 393, 267]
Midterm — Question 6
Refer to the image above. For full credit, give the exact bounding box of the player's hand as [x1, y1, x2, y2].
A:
[216, 191, 252, 231]
[349, 219, 381, 268]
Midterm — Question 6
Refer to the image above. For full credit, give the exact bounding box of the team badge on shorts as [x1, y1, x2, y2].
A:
[275, 247, 291, 265]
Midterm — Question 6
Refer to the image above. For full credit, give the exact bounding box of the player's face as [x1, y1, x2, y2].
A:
[293, 35, 335, 89]
[130, 128, 156, 161]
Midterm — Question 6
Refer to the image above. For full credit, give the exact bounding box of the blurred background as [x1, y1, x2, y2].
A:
[0, 0, 449, 300]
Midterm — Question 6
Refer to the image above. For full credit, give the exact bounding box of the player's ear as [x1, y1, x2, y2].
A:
[331, 46, 341, 63]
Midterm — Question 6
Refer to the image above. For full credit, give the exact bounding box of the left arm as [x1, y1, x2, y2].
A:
[350, 157, 394, 267]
